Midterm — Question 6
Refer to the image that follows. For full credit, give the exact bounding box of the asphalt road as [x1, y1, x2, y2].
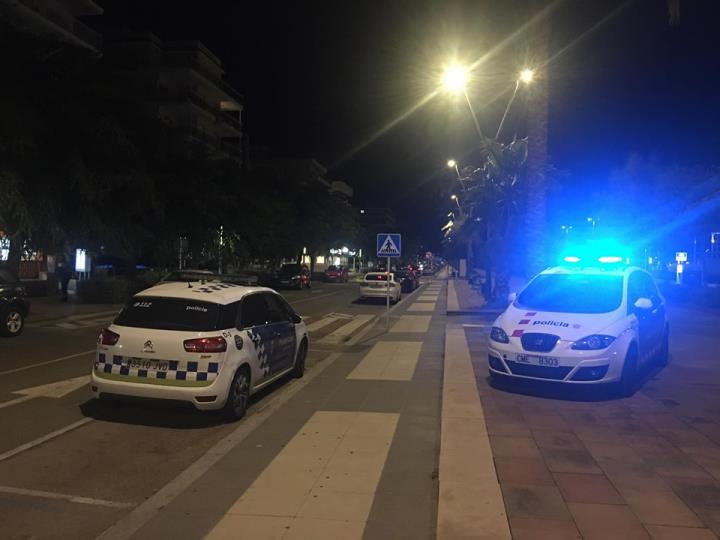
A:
[0, 281, 420, 540]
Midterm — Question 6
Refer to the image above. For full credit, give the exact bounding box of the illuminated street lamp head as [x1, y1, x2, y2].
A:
[442, 65, 468, 93]
[450, 194, 458, 200]
[519, 68, 535, 84]
[447, 159, 456, 168]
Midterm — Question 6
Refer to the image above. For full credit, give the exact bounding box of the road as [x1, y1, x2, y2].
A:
[0, 281, 420, 540]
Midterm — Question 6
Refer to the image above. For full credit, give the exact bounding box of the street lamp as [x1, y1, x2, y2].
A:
[451, 194, 463, 212]
[560, 225, 573, 236]
[587, 216, 598, 234]
[441, 64, 483, 139]
[496, 68, 535, 139]
[447, 158, 466, 191]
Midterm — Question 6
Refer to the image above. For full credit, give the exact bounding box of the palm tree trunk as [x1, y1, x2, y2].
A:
[524, 8, 549, 277]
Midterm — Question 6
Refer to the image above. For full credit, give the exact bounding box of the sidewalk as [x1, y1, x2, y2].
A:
[27, 295, 122, 324]
[447, 278, 487, 314]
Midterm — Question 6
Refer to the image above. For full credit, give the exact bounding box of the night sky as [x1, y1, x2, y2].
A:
[95, 0, 720, 250]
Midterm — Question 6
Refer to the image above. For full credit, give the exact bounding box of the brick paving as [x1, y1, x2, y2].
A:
[462, 302, 720, 539]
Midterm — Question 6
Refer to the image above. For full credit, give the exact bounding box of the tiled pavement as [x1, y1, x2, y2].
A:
[458, 301, 720, 539]
[106, 279, 448, 540]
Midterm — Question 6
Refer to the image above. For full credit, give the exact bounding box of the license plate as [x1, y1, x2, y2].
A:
[128, 358, 169, 372]
[516, 354, 559, 367]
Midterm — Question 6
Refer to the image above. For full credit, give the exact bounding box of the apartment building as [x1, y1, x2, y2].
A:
[0, 0, 102, 54]
[104, 31, 244, 163]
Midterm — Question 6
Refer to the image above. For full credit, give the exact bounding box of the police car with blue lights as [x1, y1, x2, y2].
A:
[488, 247, 668, 395]
[91, 276, 308, 420]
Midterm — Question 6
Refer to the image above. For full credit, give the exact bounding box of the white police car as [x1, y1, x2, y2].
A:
[91, 279, 308, 420]
[488, 262, 668, 395]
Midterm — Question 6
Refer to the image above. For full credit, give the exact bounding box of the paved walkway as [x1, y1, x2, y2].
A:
[458, 305, 720, 539]
[447, 279, 486, 314]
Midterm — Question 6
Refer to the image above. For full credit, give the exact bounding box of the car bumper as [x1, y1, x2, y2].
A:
[91, 367, 233, 411]
[487, 342, 625, 384]
[360, 287, 398, 298]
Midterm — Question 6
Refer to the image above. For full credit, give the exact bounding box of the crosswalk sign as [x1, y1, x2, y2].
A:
[377, 233, 401, 258]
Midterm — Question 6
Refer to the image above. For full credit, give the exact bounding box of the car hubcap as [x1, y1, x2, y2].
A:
[233, 375, 249, 412]
[6, 312, 21, 333]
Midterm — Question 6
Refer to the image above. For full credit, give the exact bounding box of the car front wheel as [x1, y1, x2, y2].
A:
[619, 346, 639, 397]
[656, 328, 669, 367]
[292, 339, 307, 378]
[1, 309, 24, 337]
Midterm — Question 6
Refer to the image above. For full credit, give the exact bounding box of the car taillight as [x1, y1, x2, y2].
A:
[98, 328, 120, 346]
[183, 336, 227, 353]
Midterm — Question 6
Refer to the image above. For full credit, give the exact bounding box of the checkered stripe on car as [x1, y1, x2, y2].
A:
[94, 353, 219, 384]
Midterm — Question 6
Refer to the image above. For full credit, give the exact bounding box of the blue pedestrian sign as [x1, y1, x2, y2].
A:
[377, 233, 401, 258]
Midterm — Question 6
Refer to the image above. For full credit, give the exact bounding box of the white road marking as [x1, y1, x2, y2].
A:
[0, 418, 93, 463]
[447, 280, 460, 312]
[462, 323, 490, 328]
[95, 353, 343, 540]
[0, 485, 134, 509]
[0, 375, 90, 410]
[407, 302, 436, 312]
[0, 349, 95, 377]
[318, 315, 374, 344]
[205, 411, 399, 539]
[305, 312, 354, 333]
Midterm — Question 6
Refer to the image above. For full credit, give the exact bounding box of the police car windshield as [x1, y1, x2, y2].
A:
[516, 274, 624, 314]
[114, 297, 223, 331]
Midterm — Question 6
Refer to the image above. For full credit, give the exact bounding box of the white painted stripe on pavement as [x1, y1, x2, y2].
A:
[447, 280, 459, 312]
[437, 325, 510, 539]
[318, 315, 374, 344]
[462, 323, 490, 328]
[95, 352, 343, 540]
[407, 302, 436, 312]
[205, 411, 399, 539]
[306, 314, 348, 333]
[0, 349, 96, 377]
[347, 341, 422, 381]
[0, 395, 34, 410]
[0, 417, 93, 463]
[390, 315, 431, 333]
[0, 485, 134, 509]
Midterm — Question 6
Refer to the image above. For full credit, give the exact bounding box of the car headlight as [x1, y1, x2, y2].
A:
[571, 335, 615, 350]
[490, 326, 509, 344]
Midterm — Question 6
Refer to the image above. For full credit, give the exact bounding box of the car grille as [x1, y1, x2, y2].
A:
[520, 333, 560, 352]
[506, 361, 572, 380]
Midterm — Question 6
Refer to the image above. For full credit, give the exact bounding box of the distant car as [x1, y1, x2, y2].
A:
[92, 281, 308, 420]
[324, 265, 348, 283]
[489, 262, 668, 396]
[0, 268, 29, 337]
[359, 272, 401, 303]
[274, 264, 311, 289]
[395, 270, 419, 292]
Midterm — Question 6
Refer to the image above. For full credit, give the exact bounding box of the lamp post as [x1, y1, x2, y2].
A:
[451, 194, 463, 212]
[442, 65, 484, 140]
[447, 159, 466, 191]
[587, 217, 598, 235]
[496, 68, 535, 140]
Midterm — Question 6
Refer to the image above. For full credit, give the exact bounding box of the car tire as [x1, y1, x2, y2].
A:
[224, 367, 251, 421]
[656, 327, 669, 367]
[619, 346, 639, 398]
[292, 339, 307, 378]
[1, 308, 24, 337]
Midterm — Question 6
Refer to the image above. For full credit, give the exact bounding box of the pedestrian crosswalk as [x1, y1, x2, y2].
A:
[27, 311, 120, 330]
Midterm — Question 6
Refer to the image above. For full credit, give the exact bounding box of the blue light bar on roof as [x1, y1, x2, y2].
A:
[598, 256, 623, 264]
[563, 256, 581, 263]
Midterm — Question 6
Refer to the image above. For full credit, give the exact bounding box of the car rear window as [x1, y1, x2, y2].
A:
[114, 297, 223, 331]
[516, 274, 624, 314]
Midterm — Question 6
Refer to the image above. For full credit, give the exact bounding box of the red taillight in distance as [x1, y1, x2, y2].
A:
[183, 336, 227, 353]
[98, 328, 120, 346]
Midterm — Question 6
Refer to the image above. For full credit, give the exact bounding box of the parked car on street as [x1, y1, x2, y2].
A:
[273, 264, 311, 289]
[324, 265, 348, 283]
[0, 268, 30, 337]
[92, 281, 308, 419]
[395, 270, 419, 292]
[359, 272, 401, 303]
[488, 259, 668, 396]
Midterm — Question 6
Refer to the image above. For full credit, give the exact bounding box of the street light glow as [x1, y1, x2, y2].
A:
[447, 159, 456, 168]
[442, 65, 468, 93]
[519, 68, 535, 84]
[450, 194, 458, 200]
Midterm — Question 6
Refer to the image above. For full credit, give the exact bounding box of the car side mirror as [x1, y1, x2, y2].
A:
[291, 313, 302, 324]
[507, 292, 517, 304]
[633, 297, 653, 310]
